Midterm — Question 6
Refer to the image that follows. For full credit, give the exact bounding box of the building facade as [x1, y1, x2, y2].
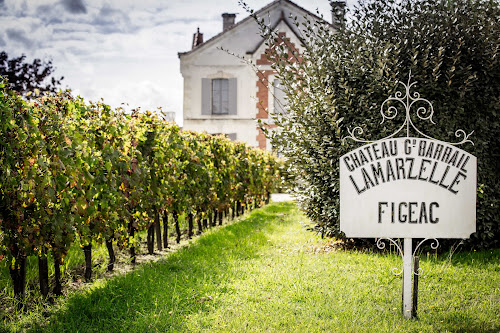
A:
[179, 0, 342, 151]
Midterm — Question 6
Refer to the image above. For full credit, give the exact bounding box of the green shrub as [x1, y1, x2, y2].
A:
[255, 0, 499, 248]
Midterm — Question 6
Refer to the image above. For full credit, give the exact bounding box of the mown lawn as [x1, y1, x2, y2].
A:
[2, 201, 499, 332]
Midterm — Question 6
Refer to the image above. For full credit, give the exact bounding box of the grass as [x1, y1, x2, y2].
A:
[0, 213, 192, 330]
[1, 202, 498, 332]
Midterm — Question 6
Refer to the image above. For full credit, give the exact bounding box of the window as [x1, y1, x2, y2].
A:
[273, 78, 287, 115]
[201, 78, 237, 116]
[212, 79, 229, 114]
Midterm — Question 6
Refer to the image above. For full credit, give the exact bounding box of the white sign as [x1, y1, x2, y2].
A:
[340, 137, 476, 238]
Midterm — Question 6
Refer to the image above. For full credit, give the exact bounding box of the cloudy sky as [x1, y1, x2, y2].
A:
[0, 0, 353, 125]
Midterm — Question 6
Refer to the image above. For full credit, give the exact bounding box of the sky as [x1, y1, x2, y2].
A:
[0, 0, 354, 125]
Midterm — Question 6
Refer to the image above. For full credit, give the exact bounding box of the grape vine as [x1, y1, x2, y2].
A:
[0, 82, 279, 302]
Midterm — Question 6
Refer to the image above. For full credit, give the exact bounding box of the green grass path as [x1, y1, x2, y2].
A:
[21, 202, 500, 332]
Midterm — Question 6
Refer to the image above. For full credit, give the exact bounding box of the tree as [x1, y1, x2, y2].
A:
[254, 0, 499, 248]
[0, 51, 64, 96]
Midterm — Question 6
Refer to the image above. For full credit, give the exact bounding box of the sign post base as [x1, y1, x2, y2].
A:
[377, 237, 439, 319]
[403, 238, 413, 319]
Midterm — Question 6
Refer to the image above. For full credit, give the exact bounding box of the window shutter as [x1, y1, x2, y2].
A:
[228, 78, 237, 115]
[201, 78, 211, 115]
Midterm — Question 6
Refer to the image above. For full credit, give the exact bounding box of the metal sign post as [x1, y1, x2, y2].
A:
[339, 73, 476, 319]
[403, 238, 412, 318]
[376, 237, 439, 319]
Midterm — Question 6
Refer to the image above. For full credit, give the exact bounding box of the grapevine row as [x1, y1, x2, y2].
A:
[0, 82, 279, 302]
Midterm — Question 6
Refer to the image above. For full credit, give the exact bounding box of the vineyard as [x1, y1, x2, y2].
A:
[0, 81, 279, 304]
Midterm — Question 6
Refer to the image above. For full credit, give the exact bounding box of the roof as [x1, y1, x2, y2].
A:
[245, 9, 301, 56]
[178, 0, 332, 58]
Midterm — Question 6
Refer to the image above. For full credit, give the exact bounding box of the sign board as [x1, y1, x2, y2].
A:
[338, 74, 477, 319]
[340, 137, 476, 238]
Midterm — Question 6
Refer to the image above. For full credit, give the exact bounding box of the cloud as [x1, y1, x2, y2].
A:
[36, 4, 52, 15]
[48, 17, 64, 25]
[0, 0, 28, 18]
[61, 0, 87, 14]
[6, 28, 34, 49]
[92, 5, 137, 34]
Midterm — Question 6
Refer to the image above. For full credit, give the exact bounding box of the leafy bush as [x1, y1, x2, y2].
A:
[255, 0, 499, 248]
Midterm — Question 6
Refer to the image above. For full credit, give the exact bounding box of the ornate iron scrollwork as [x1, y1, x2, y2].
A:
[344, 73, 474, 146]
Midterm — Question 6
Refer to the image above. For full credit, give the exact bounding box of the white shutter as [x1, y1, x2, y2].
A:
[201, 78, 211, 115]
[228, 78, 237, 115]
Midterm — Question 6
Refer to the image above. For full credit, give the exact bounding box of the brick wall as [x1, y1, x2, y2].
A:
[255, 32, 300, 150]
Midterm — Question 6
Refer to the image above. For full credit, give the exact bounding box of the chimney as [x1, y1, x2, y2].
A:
[330, 1, 346, 27]
[222, 13, 236, 32]
[192, 27, 203, 49]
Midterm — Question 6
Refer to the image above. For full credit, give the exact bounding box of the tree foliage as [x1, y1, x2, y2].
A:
[255, 0, 499, 248]
[0, 51, 64, 96]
